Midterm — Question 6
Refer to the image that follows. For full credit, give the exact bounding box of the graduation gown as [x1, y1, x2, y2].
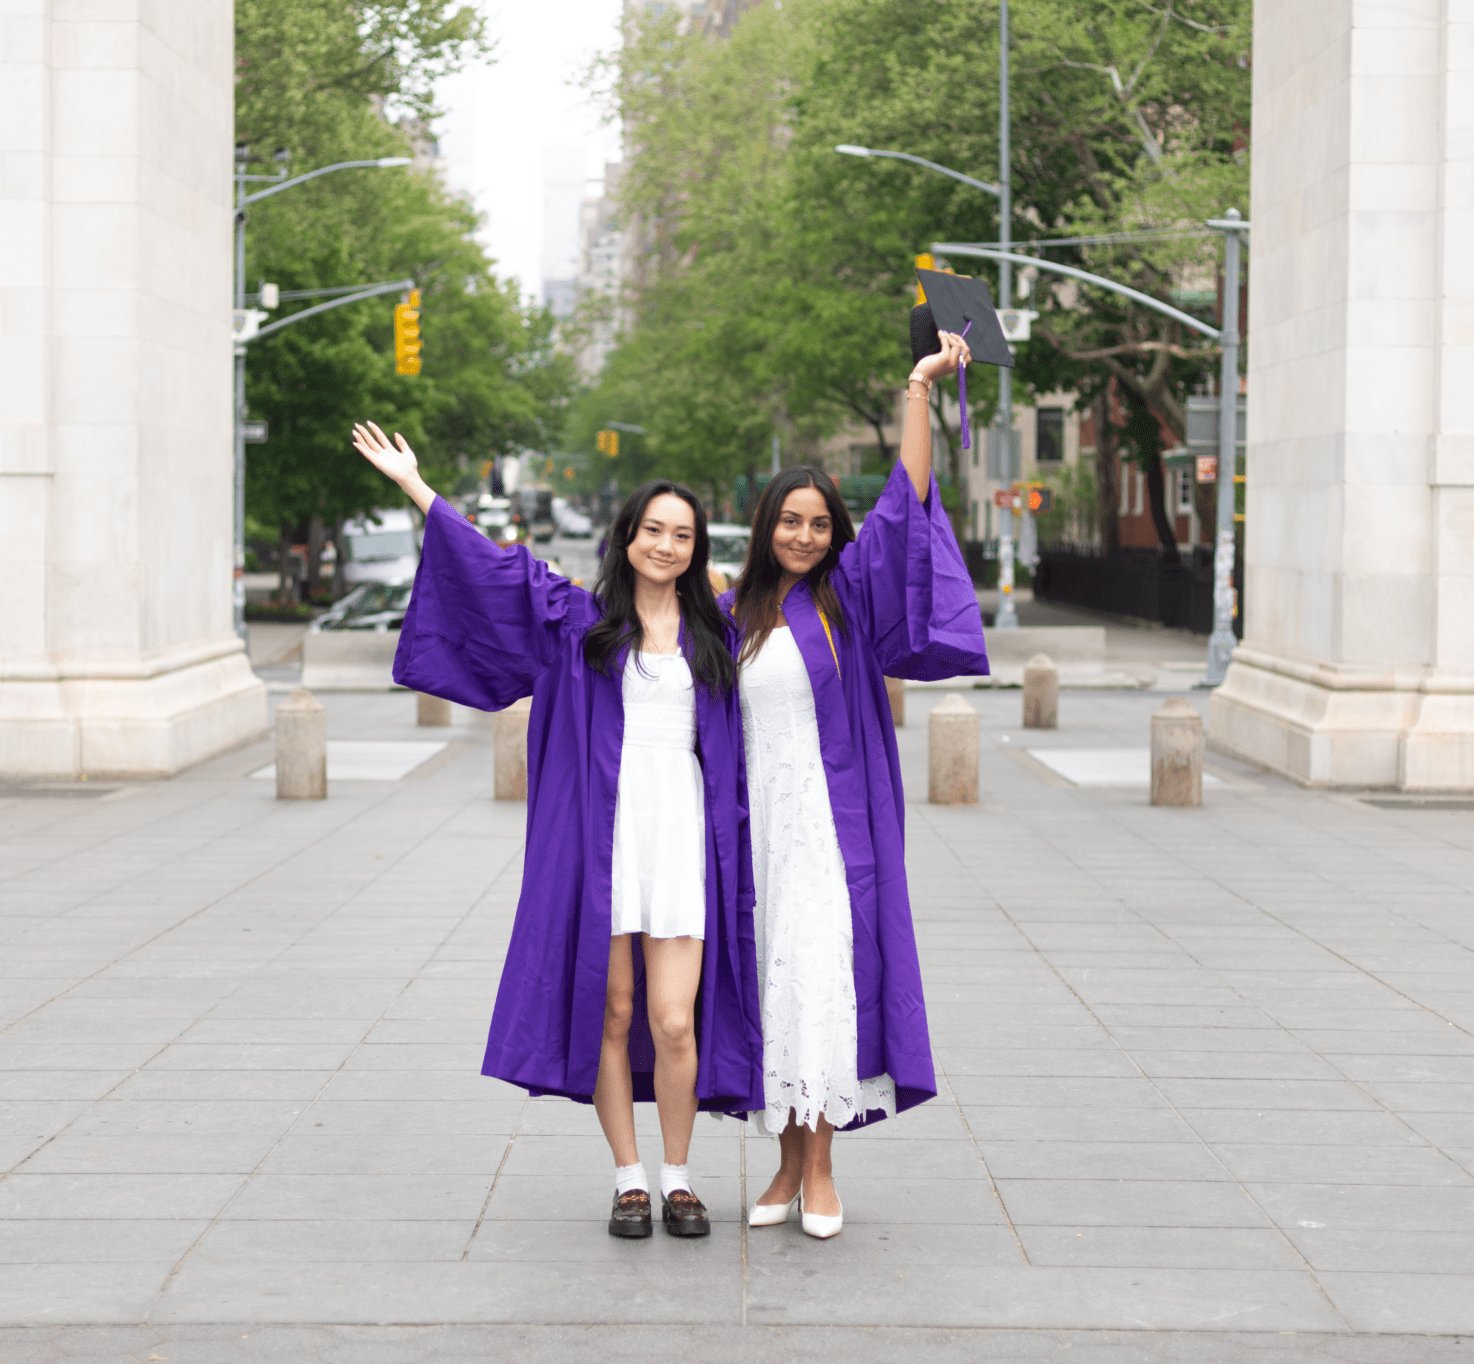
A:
[722, 462, 990, 1122]
[393, 497, 763, 1114]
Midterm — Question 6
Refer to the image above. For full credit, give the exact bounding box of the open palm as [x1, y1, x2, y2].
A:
[352, 421, 419, 485]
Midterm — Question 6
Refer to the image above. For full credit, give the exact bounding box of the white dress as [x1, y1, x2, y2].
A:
[740, 627, 896, 1136]
[610, 651, 707, 940]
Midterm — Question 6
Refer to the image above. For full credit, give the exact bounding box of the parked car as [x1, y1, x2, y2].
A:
[309, 581, 413, 633]
[338, 508, 420, 586]
[552, 497, 594, 538]
[706, 524, 752, 586]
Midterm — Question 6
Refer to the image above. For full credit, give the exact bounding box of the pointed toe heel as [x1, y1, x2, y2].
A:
[747, 1195, 797, 1227]
[799, 1190, 842, 1239]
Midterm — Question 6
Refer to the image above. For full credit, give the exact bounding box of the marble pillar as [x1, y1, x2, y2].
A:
[0, 2, 265, 777]
[1209, 0, 1474, 789]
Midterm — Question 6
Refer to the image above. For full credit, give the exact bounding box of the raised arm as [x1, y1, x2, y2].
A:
[898, 331, 972, 501]
[352, 421, 437, 514]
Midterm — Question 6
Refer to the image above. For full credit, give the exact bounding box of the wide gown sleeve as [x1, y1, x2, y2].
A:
[392, 496, 600, 710]
[830, 461, 990, 680]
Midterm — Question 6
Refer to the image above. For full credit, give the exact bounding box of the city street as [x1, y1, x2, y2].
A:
[3, 685, 1472, 1360]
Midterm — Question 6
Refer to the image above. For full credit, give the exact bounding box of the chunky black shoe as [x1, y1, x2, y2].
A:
[608, 1188, 653, 1238]
[661, 1188, 711, 1237]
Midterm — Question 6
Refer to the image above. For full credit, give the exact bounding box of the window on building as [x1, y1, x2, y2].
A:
[1176, 468, 1194, 513]
[1036, 407, 1064, 462]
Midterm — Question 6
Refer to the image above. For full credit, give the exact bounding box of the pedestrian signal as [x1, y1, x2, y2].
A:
[596, 429, 619, 459]
[1027, 488, 1054, 513]
[394, 288, 421, 376]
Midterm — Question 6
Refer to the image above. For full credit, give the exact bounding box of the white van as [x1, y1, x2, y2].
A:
[338, 508, 420, 586]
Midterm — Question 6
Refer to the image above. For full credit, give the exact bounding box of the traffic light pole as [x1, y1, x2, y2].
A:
[994, 0, 1018, 629]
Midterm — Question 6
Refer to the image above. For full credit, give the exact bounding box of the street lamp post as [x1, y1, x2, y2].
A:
[1204, 209, 1249, 686]
[994, 0, 1017, 628]
[231, 153, 412, 641]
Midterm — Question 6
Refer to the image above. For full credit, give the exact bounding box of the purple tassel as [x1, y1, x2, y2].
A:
[957, 319, 974, 449]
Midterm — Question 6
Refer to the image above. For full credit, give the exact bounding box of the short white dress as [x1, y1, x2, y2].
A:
[610, 651, 707, 940]
[740, 627, 896, 1135]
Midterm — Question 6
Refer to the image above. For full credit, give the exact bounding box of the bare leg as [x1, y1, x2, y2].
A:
[592, 935, 639, 1170]
[755, 1108, 804, 1207]
[799, 1114, 840, 1217]
[641, 934, 703, 1166]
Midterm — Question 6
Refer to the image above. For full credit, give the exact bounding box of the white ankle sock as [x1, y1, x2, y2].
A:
[614, 1162, 647, 1197]
[660, 1162, 692, 1197]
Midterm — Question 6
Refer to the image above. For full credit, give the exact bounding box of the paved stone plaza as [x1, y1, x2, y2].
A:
[2, 686, 1473, 1361]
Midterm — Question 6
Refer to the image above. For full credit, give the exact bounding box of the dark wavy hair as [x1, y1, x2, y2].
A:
[732, 465, 856, 668]
[584, 479, 736, 693]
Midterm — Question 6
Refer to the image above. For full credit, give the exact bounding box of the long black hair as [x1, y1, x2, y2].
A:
[732, 465, 856, 667]
[584, 479, 736, 693]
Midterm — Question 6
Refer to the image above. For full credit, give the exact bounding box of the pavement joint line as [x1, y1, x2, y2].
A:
[739, 1122, 748, 1324]
[914, 802, 1355, 1332]
[461, 1094, 529, 1261]
[141, 806, 520, 1322]
[1069, 784, 1474, 1185]
[933, 1058, 1030, 1264]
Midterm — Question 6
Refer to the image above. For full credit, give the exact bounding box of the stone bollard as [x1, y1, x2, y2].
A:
[1022, 653, 1058, 730]
[493, 696, 533, 800]
[928, 694, 979, 805]
[275, 689, 326, 800]
[417, 692, 452, 727]
[1151, 697, 1204, 807]
[884, 676, 906, 728]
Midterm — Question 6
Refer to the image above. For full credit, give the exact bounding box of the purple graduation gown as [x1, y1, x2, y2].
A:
[394, 497, 763, 1115]
[723, 462, 989, 1125]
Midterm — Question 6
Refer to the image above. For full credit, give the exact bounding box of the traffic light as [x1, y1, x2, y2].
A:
[596, 429, 619, 459]
[1027, 488, 1054, 513]
[394, 288, 421, 376]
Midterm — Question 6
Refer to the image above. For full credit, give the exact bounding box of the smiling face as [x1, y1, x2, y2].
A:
[624, 492, 696, 586]
[771, 486, 834, 581]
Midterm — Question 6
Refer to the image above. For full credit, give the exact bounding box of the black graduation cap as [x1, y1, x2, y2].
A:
[911, 268, 1013, 450]
[911, 269, 1014, 369]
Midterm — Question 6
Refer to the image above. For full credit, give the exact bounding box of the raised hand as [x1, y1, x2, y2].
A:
[351, 421, 436, 514]
[911, 330, 973, 384]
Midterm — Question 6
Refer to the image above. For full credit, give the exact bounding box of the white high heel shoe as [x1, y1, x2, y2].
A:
[800, 1189, 843, 1239]
[748, 1195, 798, 1227]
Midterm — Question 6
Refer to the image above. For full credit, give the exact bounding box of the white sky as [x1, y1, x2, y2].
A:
[434, 0, 626, 304]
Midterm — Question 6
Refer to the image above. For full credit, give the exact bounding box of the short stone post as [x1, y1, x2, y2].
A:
[275, 689, 326, 800]
[884, 676, 906, 728]
[494, 696, 533, 800]
[928, 693, 979, 805]
[417, 692, 452, 727]
[1151, 697, 1204, 807]
[1022, 653, 1058, 730]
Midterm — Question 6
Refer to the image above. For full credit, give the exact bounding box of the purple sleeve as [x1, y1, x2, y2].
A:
[830, 461, 990, 680]
[392, 497, 600, 709]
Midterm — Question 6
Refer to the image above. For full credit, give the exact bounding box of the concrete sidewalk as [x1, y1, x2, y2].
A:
[2, 689, 1472, 1360]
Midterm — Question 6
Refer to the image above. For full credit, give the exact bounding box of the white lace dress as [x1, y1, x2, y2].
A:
[740, 627, 896, 1135]
[610, 651, 707, 940]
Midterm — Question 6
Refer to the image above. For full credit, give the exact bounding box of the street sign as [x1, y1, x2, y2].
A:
[993, 489, 1016, 508]
[1196, 455, 1217, 483]
[243, 420, 268, 444]
[1185, 395, 1246, 455]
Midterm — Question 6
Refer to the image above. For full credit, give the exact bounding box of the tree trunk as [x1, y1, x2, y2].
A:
[306, 515, 327, 600]
[1093, 390, 1120, 555]
[1142, 452, 1181, 567]
[276, 523, 294, 602]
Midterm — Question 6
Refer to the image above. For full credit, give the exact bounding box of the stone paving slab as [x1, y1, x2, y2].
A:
[2, 688, 1473, 1350]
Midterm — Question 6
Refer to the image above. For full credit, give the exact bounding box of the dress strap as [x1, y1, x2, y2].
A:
[817, 611, 841, 678]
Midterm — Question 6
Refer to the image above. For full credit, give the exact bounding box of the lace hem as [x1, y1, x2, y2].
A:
[750, 1072, 897, 1137]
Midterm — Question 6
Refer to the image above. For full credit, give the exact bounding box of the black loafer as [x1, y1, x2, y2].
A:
[662, 1188, 711, 1237]
[608, 1188, 653, 1238]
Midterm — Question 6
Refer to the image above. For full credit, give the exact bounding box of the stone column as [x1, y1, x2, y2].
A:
[1209, 1, 1474, 789]
[0, 2, 265, 777]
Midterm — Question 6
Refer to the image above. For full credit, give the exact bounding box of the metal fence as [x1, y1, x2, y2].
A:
[1032, 544, 1244, 639]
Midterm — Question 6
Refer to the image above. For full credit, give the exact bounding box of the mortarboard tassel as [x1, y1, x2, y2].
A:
[957, 319, 974, 450]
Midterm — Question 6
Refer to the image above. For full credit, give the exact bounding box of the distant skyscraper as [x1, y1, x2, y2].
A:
[542, 145, 585, 313]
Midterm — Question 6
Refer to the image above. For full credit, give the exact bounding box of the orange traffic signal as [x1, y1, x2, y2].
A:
[596, 429, 619, 458]
[1027, 488, 1054, 513]
[394, 288, 421, 376]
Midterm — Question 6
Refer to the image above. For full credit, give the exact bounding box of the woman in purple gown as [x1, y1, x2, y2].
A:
[724, 330, 989, 1239]
[351, 422, 762, 1241]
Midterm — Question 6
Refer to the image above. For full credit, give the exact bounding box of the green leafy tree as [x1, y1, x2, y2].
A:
[236, 0, 570, 591]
